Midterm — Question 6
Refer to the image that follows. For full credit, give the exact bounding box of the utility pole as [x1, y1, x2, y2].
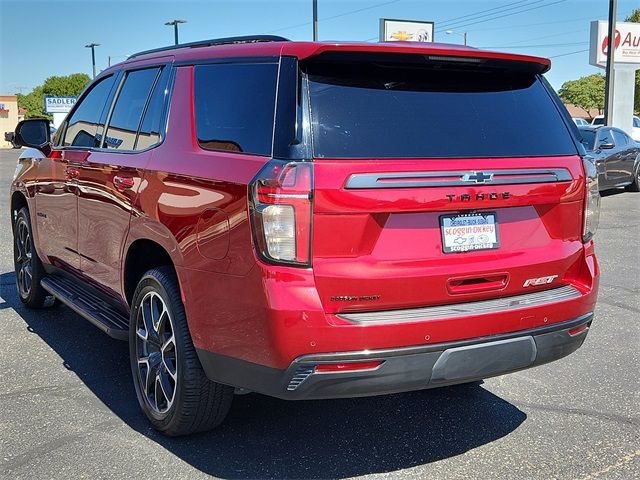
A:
[603, 0, 617, 126]
[85, 43, 100, 78]
[165, 19, 186, 45]
[313, 0, 318, 41]
[445, 30, 467, 46]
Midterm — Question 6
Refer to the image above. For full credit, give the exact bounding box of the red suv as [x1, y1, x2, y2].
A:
[10, 36, 600, 436]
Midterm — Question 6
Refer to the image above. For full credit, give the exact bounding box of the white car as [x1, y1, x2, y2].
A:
[591, 115, 640, 141]
[572, 117, 589, 126]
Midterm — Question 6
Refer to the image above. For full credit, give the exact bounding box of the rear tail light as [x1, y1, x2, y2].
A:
[582, 157, 600, 243]
[249, 160, 313, 266]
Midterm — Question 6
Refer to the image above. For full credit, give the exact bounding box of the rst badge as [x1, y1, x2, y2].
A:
[523, 275, 558, 287]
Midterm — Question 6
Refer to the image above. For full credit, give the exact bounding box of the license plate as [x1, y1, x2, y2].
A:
[440, 212, 499, 253]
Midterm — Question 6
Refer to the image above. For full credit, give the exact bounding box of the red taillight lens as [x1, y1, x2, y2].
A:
[249, 160, 313, 266]
[315, 361, 384, 373]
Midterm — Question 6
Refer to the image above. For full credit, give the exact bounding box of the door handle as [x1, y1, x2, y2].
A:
[113, 175, 135, 191]
[65, 167, 80, 180]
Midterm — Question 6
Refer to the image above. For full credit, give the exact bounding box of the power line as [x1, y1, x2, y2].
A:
[549, 48, 590, 58]
[439, 0, 547, 29]
[265, 0, 401, 35]
[436, 0, 531, 26]
[480, 28, 587, 48]
[481, 41, 589, 49]
[441, 0, 569, 31]
[466, 9, 634, 32]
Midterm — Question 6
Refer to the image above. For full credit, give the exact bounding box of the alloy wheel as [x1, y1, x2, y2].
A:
[135, 291, 178, 414]
[15, 219, 33, 298]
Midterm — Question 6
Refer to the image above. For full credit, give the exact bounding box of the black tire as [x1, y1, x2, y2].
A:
[129, 267, 234, 436]
[625, 163, 640, 192]
[13, 207, 52, 308]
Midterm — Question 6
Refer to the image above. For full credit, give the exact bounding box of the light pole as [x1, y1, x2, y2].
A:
[85, 43, 100, 78]
[165, 19, 186, 45]
[312, 0, 318, 41]
[445, 30, 468, 46]
[603, 0, 617, 126]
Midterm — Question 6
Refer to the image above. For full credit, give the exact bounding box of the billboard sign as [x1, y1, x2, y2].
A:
[590, 21, 640, 67]
[44, 96, 76, 114]
[379, 18, 434, 43]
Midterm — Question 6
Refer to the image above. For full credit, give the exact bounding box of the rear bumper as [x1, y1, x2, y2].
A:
[197, 312, 593, 400]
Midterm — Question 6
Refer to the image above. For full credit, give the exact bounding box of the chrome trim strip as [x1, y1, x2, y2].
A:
[345, 168, 572, 189]
[337, 285, 582, 325]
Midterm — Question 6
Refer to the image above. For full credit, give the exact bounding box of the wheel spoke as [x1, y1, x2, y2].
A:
[138, 357, 151, 395]
[157, 368, 174, 406]
[161, 335, 177, 380]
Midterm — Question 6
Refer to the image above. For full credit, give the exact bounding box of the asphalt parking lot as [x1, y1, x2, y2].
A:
[0, 147, 638, 480]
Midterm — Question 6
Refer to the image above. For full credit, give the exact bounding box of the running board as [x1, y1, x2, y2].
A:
[41, 275, 129, 341]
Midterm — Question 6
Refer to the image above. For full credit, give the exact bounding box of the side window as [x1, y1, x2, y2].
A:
[104, 68, 160, 150]
[63, 75, 117, 147]
[194, 63, 278, 155]
[634, 118, 640, 128]
[136, 67, 171, 151]
[612, 130, 628, 146]
[599, 128, 614, 146]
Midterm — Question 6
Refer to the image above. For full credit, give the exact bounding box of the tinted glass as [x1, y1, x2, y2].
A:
[136, 67, 171, 150]
[579, 129, 596, 150]
[194, 63, 278, 155]
[634, 118, 640, 128]
[64, 75, 116, 147]
[104, 68, 159, 150]
[592, 117, 604, 125]
[612, 130, 628, 146]
[307, 62, 577, 158]
[598, 128, 614, 146]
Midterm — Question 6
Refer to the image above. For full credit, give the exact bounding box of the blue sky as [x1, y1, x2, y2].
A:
[0, 0, 637, 94]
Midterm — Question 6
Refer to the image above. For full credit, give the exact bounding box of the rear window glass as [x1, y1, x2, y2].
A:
[306, 61, 577, 158]
[194, 63, 278, 156]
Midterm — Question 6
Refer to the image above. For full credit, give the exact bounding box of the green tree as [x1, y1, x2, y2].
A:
[558, 74, 605, 119]
[626, 8, 639, 23]
[17, 73, 90, 119]
[625, 9, 640, 113]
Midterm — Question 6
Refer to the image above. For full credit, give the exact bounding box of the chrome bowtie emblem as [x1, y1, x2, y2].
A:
[461, 171, 494, 184]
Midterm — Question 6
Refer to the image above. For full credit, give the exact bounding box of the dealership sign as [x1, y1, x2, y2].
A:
[590, 21, 640, 67]
[44, 96, 76, 114]
[379, 18, 434, 43]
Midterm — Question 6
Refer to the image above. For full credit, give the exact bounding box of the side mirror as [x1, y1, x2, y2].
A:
[14, 118, 51, 153]
[598, 141, 615, 150]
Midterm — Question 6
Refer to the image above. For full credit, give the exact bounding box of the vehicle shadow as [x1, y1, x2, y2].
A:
[1, 271, 526, 479]
[600, 188, 631, 197]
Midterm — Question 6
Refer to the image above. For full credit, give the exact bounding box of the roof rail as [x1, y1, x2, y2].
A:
[128, 35, 290, 59]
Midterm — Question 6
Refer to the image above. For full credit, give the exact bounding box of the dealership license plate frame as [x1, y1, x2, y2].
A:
[440, 212, 500, 253]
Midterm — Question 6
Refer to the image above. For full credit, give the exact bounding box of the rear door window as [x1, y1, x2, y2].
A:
[194, 63, 278, 155]
[136, 67, 171, 150]
[104, 67, 160, 150]
[598, 128, 614, 147]
[306, 59, 578, 158]
[63, 74, 117, 148]
[612, 130, 629, 147]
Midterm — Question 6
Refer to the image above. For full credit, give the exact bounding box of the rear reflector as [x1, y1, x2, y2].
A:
[568, 324, 590, 337]
[315, 361, 384, 373]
